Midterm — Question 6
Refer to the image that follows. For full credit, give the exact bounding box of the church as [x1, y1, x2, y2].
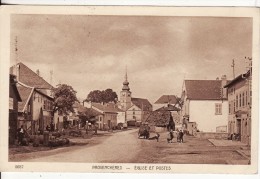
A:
[118, 71, 152, 125]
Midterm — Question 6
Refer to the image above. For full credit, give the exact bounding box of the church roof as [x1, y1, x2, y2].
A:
[131, 98, 152, 111]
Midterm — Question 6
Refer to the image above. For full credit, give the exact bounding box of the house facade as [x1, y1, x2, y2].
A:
[16, 83, 53, 134]
[181, 75, 229, 134]
[9, 74, 22, 145]
[224, 70, 251, 144]
[86, 102, 123, 130]
[10, 62, 54, 134]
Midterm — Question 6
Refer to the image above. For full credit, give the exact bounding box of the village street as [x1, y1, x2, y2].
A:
[12, 129, 250, 164]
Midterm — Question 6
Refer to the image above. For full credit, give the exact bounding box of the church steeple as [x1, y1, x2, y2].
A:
[120, 66, 132, 111]
[122, 66, 130, 91]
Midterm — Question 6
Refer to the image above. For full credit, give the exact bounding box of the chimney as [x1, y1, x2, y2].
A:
[221, 75, 227, 98]
[36, 69, 40, 76]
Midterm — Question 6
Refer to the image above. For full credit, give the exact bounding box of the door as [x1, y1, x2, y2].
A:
[236, 119, 241, 139]
[108, 120, 111, 129]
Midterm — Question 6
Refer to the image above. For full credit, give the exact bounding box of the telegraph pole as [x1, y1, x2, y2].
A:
[231, 59, 235, 78]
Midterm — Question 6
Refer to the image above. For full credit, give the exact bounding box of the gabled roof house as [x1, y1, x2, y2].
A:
[181, 75, 229, 133]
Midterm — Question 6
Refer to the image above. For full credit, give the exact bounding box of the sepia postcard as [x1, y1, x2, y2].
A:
[0, 6, 259, 174]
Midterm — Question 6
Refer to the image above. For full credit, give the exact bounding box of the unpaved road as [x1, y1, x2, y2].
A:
[25, 129, 141, 163]
[21, 129, 249, 164]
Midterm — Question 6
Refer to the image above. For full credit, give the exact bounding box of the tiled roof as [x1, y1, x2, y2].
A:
[155, 104, 180, 111]
[17, 85, 34, 112]
[10, 62, 53, 89]
[224, 70, 250, 88]
[131, 98, 152, 111]
[184, 80, 228, 100]
[77, 104, 102, 116]
[154, 95, 179, 104]
[92, 102, 123, 113]
[10, 74, 22, 102]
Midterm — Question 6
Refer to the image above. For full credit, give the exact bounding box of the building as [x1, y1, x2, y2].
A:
[16, 83, 53, 134]
[68, 102, 103, 129]
[224, 70, 251, 144]
[119, 71, 152, 125]
[155, 104, 181, 128]
[153, 95, 181, 110]
[181, 75, 229, 134]
[9, 74, 22, 145]
[85, 102, 124, 130]
[10, 62, 54, 134]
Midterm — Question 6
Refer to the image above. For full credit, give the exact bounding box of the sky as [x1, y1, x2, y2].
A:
[10, 15, 252, 103]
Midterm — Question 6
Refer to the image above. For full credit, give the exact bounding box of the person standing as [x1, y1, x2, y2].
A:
[179, 129, 184, 143]
[167, 129, 174, 143]
[17, 125, 25, 145]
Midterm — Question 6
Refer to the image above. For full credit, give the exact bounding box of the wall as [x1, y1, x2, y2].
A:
[226, 77, 251, 145]
[126, 105, 142, 122]
[189, 100, 228, 132]
[117, 111, 126, 124]
[103, 113, 117, 129]
[194, 132, 229, 139]
[96, 115, 103, 129]
[9, 82, 19, 145]
[32, 91, 53, 133]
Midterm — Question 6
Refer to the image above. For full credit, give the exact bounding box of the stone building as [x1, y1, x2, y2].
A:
[224, 70, 251, 144]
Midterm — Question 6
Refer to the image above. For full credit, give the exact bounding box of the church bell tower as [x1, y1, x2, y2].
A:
[120, 68, 132, 111]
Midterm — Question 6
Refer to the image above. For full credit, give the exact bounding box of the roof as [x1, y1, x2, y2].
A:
[10, 74, 22, 102]
[10, 62, 53, 89]
[224, 70, 250, 88]
[131, 98, 152, 111]
[77, 104, 102, 116]
[92, 102, 123, 113]
[155, 104, 180, 112]
[184, 80, 229, 100]
[154, 95, 179, 104]
[16, 83, 53, 112]
[17, 85, 34, 112]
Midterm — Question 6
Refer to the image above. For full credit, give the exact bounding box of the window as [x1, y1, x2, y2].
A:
[239, 94, 242, 107]
[133, 111, 135, 115]
[233, 101, 235, 112]
[228, 102, 231, 114]
[43, 100, 46, 110]
[236, 95, 238, 109]
[215, 103, 222, 115]
[245, 91, 248, 106]
[242, 92, 245, 107]
[28, 104, 31, 113]
[9, 97, 14, 110]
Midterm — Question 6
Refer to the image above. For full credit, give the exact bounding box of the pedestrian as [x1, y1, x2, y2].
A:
[17, 125, 25, 145]
[179, 129, 184, 143]
[167, 129, 174, 143]
[46, 125, 51, 132]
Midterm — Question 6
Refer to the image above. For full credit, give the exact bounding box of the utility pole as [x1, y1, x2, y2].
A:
[231, 59, 235, 79]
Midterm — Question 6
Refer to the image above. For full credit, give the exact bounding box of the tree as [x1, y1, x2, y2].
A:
[85, 88, 118, 103]
[52, 84, 78, 117]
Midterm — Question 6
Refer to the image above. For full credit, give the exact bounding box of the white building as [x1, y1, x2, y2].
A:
[181, 75, 229, 133]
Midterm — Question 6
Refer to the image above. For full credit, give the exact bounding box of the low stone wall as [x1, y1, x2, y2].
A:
[194, 132, 228, 139]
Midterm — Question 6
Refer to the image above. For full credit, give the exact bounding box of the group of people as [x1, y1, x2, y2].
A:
[167, 129, 184, 143]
